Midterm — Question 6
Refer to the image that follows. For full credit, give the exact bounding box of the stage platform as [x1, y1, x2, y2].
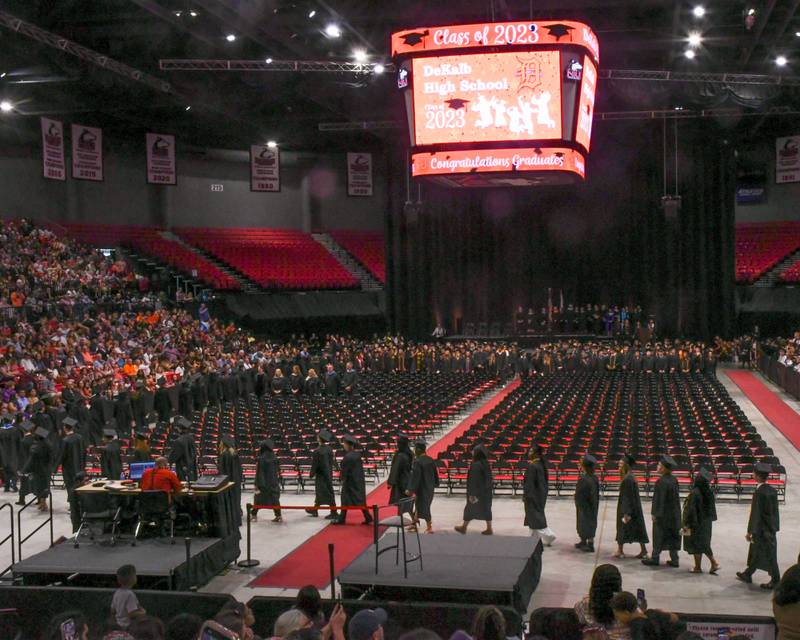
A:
[338, 533, 542, 613]
[12, 537, 229, 590]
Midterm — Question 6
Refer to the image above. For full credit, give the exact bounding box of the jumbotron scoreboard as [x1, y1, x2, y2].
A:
[391, 21, 599, 187]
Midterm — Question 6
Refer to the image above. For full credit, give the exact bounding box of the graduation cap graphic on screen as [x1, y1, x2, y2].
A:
[543, 23, 575, 41]
[151, 136, 170, 157]
[445, 98, 470, 110]
[398, 30, 429, 46]
[77, 128, 97, 151]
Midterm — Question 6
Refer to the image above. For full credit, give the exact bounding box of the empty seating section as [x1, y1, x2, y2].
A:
[735, 221, 800, 283]
[59, 223, 240, 290]
[436, 372, 784, 501]
[779, 259, 800, 283]
[329, 230, 386, 283]
[175, 227, 359, 290]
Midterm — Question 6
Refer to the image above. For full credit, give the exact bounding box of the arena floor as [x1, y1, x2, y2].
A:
[2, 367, 798, 618]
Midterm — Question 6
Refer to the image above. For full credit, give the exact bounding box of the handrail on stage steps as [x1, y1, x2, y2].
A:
[0, 503, 15, 577]
[17, 492, 53, 561]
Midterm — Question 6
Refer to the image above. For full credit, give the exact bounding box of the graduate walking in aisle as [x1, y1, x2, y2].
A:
[22, 427, 52, 511]
[406, 439, 439, 534]
[455, 444, 493, 535]
[169, 418, 197, 482]
[218, 436, 243, 514]
[643, 455, 681, 567]
[254, 439, 282, 523]
[523, 444, 555, 546]
[682, 467, 720, 575]
[306, 429, 338, 519]
[614, 453, 648, 559]
[387, 434, 413, 506]
[100, 428, 123, 481]
[738, 462, 781, 590]
[574, 454, 600, 552]
[333, 434, 372, 525]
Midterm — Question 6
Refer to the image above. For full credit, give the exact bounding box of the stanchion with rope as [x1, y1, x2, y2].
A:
[237, 504, 260, 568]
[328, 543, 336, 600]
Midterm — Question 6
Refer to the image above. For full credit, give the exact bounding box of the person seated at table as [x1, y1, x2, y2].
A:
[139, 456, 183, 499]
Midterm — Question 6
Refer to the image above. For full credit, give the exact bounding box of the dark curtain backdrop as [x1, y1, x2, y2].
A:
[386, 120, 735, 340]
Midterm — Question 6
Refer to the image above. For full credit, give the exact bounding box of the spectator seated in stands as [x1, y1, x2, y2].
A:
[610, 592, 655, 640]
[294, 585, 326, 628]
[139, 457, 183, 497]
[774, 564, 800, 640]
[111, 564, 146, 631]
[47, 611, 90, 640]
[574, 564, 629, 639]
[471, 606, 507, 640]
[164, 614, 203, 640]
[348, 608, 387, 640]
[214, 601, 257, 640]
[127, 615, 165, 640]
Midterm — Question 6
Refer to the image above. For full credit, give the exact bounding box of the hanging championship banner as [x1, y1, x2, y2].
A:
[250, 145, 280, 192]
[71, 124, 103, 181]
[40, 117, 66, 181]
[776, 135, 800, 184]
[146, 133, 177, 185]
[347, 152, 373, 196]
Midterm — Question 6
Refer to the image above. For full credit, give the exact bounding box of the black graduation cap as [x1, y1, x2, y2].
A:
[22, 420, 35, 433]
[660, 454, 677, 470]
[755, 462, 772, 476]
[623, 452, 636, 467]
[259, 438, 275, 451]
[414, 438, 428, 451]
[544, 23, 575, 40]
[35, 426, 50, 439]
[318, 428, 333, 443]
[63, 417, 78, 429]
[177, 417, 192, 431]
[583, 454, 598, 467]
[445, 98, 470, 110]
[221, 435, 236, 448]
[103, 428, 117, 438]
[343, 434, 358, 446]
[696, 467, 713, 482]
[399, 30, 429, 46]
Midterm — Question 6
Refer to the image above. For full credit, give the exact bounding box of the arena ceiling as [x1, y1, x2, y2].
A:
[0, 0, 799, 150]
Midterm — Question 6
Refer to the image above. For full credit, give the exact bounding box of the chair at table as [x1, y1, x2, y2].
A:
[133, 490, 175, 545]
[75, 492, 122, 548]
[374, 496, 422, 578]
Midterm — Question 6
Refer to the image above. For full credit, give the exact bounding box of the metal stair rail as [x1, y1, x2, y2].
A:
[0, 503, 14, 578]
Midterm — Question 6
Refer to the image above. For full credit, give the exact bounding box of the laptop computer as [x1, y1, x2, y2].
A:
[129, 461, 155, 481]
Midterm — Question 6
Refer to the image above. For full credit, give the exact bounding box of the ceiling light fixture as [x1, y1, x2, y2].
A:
[796, 31, 800, 37]
[325, 23, 341, 38]
[185, 105, 192, 111]
[0, 101, 13, 113]
[684, 49, 696, 59]
[267, 140, 277, 148]
[693, 5, 706, 18]
[776, 55, 788, 66]
[265, 57, 273, 64]
[373, 63, 385, 74]
[747, 8, 756, 16]
[189, 10, 198, 17]
[226, 33, 237, 42]
[308, 10, 316, 18]
[353, 49, 368, 63]
[174, 10, 182, 17]
[687, 32, 702, 47]
[0, 73, 6, 79]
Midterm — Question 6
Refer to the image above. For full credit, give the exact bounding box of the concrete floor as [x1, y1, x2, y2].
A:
[2, 368, 798, 619]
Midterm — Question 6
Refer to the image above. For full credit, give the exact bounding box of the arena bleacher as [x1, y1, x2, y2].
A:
[735, 220, 800, 283]
[329, 230, 386, 284]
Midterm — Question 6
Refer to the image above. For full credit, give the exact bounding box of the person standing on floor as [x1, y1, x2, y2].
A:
[333, 434, 373, 525]
[306, 429, 338, 519]
[218, 436, 243, 513]
[455, 443, 494, 535]
[523, 444, 556, 546]
[254, 439, 282, 523]
[387, 434, 413, 507]
[100, 428, 123, 481]
[738, 462, 781, 590]
[615, 453, 649, 559]
[22, 427, 52, 511]
[643, 455, 682, 568]
[682, 467, 720, 575]
[574, 454, 600, 552]
[406, 439, 439, 534]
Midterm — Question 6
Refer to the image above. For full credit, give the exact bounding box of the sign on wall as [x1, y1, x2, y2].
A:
[146, 133, 177, 185]
[347, 152, 373, 196]
[71, 124, 103, 181]
[686, 620, 775, 640]
[40, 117, 66, 181]
[250, 145, 280, 192]
[775, 135, 800, 184]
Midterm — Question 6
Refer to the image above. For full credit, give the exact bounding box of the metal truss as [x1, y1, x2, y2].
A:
[318, 120, 402, 131]
[159, 59, 395, 73]
[0, 10, 174, 94]
[599, 68, 800, 86]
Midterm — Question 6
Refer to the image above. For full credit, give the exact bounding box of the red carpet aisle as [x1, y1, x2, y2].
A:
[726, 370, 800, 450]
[249, 378, 522, 588]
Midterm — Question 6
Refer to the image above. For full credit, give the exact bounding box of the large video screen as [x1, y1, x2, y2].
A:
[411, 50, 563, 146]
[575, 56, 597, 152]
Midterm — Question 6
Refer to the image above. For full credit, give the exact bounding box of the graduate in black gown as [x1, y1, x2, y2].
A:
[615, 453, 648, 559]
[682, 467, 720, 574]
[0, 414, 21, 493]
[574, 454, 600, 552]
[16, 420, 35, 505]
[254, 439, 282, 522]
[406, 439, 439, 533]
[59, 418, 86, 503]
[305, 429, 338, 518]
[455, 444, 493, 535]
[168, 418, 197, 481]
[218, 436, 243, 513]
[523, 444, 554, 545]
[130, 431, 152, 463]
[387, 434, 413, 506]
[643, 455, 681, 567]
[333, 434, 372, 525]
[99, 428, 123, 480]
[22, 427, 52, 511]
[737, 462, 781, 589]
[341, 362, 358, 396]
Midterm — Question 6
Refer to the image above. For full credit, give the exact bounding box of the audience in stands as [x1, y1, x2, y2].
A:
[164, 614, 204, 640]
[574, 564, 629, 639]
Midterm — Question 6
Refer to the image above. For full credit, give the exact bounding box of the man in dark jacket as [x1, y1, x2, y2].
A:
[306, 429, 338, 519]
[406, 439, 439, 534]
[737, 462, 781, 590]
[168, 418, 197, 481]
[99, 428, 123, 480]
[574, 454, 600, 552]
[643, 455, 681, 567]
[341, 362, 358, 396]
[324, 364, 341, 397]
[333, 434, 372, 525]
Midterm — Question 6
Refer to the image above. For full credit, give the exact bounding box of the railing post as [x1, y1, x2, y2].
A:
[328, 542, 335, 600]
[48, 492, 53, 547]
[237, 504, 260, 568]
[372, 505, 379, 546]
[184, 537, 192, 591]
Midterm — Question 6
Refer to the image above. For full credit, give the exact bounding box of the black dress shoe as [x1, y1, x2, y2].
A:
[15, 499, 25, 506]
[736, 571, 752, 584]
[574, 542, 586, 549]
[305, 508, 319, 517]
[325, 512, 338, 520]
[761, 581, 778, 590]
[331, 519, 346, 525]
[666, 560, 680, 568]
[584, 543, 595, 552]
[641, 558, 660, 566]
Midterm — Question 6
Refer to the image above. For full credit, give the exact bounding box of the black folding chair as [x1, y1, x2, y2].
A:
[75, 492, 122, 548]
[133, 490, 175, 545]
[374, 497, 422, 578]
